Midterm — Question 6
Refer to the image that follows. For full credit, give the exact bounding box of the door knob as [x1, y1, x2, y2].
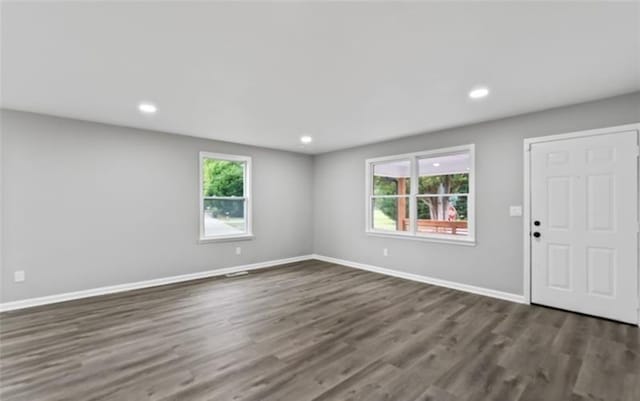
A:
[534, 220, 541, 226]
[533, 232, 541, 238]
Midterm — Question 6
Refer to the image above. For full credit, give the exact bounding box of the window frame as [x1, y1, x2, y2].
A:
[199, 151, 253, 243]
[364, 144, 476, 246]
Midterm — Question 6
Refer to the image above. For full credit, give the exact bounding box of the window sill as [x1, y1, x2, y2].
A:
[366, 231, 476, 246]
[199, 234, 254, 244]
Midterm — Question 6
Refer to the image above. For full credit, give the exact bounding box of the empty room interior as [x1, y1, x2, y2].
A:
[1, 1, 640, 400]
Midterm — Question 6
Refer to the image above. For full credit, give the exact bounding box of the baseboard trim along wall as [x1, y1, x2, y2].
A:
[311, 254, 528, 305]
[0, 255, 314, 312]
[1, 254, 527, 312]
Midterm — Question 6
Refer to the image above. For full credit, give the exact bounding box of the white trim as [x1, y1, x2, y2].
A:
[410, 155, 418, 235]
[366, 144, 476, 164]
[522, 123, 640, 319]
[365, 144, 476, 245]
[1, 253, 529, 313]
[370, 195, 410, 199]
[0, 255, 313, 312]
[199, 151, 253, 242]
[312, 254, 526, 304]
[523, 140, 532, 304]
[202, 196, 248, 201]
[198, 234, 254, 244]
[524, 123, 640, 146]
[199, 151, 251, 163]
[366, 231, 476, 246]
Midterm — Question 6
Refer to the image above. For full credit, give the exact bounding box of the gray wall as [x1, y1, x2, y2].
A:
[2, 92, 639, 303]
[313, 92, 640, 295]
[1, 110, 314, 302]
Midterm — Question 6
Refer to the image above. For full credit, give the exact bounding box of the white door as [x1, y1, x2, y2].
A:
[530, 129, 639, 324]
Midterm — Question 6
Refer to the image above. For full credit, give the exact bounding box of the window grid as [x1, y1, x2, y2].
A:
[366, 145, 475, 244]
[199, 152, 253, 242]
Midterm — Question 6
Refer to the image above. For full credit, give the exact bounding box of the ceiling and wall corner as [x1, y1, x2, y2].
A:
[1, 1, 639, 154]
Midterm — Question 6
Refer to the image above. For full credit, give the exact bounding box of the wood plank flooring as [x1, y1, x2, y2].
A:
[1, 260, 639, 401]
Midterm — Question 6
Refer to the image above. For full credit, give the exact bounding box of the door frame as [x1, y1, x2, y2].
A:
[523, 123, 640, 324]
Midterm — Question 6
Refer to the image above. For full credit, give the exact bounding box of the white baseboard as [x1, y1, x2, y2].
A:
[311, 254, 527, 304]
[0, 255, 314, 312]
[1, 253, 527, 312]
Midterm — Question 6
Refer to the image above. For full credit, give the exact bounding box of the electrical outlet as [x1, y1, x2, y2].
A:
[235, 247, 242, 255]
[383, 248, 388, 257]
[14, 270, 25, 282]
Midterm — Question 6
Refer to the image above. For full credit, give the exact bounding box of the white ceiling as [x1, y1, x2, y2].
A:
[2, 1, 639, 154]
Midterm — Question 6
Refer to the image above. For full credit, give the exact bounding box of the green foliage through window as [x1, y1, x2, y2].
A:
[202, 159, 245, 218]
[373, 173, 469, 223]
[419, 174, 468, 195]
[418, 174, 468, 221]
[372, 176, 410, 222]
[203, 159, 244, 197]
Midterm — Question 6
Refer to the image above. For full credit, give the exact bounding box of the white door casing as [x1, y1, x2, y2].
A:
[529, 128, 639, 324]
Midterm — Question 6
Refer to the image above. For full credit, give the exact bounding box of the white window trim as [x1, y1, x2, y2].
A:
[365, 144, 476, 245]
[199, 151, 253, 243]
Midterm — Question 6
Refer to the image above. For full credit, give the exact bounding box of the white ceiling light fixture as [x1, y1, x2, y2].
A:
[432, 162, 441, 167]
[138, 102, 157, 114]
[468, 87, 490, 99]
[300, 135, 313, 144]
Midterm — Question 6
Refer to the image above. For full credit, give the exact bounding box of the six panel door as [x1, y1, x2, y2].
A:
[530, 130, 639, 324]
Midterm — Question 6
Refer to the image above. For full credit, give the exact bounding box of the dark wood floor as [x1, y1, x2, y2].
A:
[1, 260, 639, 401]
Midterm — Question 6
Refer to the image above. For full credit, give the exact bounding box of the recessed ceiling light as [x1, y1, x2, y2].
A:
[138, 102, 157, 114]
[468, 87, 490, 99]
[432, 162, 441, 167]
[300, 135, 313, 144]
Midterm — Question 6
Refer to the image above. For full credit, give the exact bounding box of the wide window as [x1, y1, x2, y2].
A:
[200, 152, 252, 242]
[366, 145, 475, 244]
